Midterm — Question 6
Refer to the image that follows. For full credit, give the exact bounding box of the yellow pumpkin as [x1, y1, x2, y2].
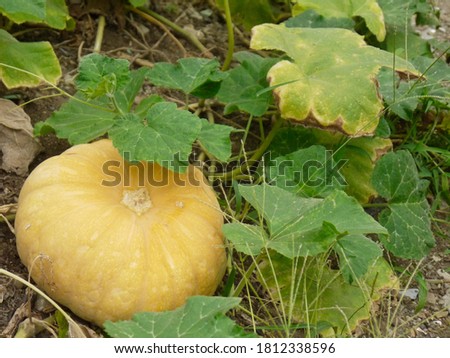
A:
[15, 139, 226, 326]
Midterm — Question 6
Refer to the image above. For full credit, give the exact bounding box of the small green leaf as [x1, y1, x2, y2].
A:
[292, 0, 386, 41]
[335, 234, 382, 283]
[109, 102, 202, 170]
[104, 296, 253, 338]
[76, 54, 131, 99]
[40, 96, 115, 144]
[217, 52, 278, 116]
[113, 67, 149, 113]
[0, 29, 61, 88]
[198, 121, 234, 162]
[147, 58, 224, 98]
[250, 24, 419, 136]
[268, 145, 346, 197]
[223, 222, 267, 256]
[372, 150, 435, 259]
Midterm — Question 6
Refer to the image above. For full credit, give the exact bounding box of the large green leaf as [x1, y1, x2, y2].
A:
[109, 102, 202, 170]
[0, 0, 73, 29]
[250, 24, 419, 136]
[104, 296, 254, 338]
[292, 0, 386, 41]
[216, 52, 278, 116]
[0, 29, 61, 88]
[267, 126, 392, 203]
[371, 150, 435, 259]
[260, 254, 398, 336]
[147, 58, 225, 98]
[225, 184, 386, 258]
[38, 95, 116, 144]
[0, 0, 46, 24]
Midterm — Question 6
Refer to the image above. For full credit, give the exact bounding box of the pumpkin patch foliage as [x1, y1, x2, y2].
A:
[4, 0, 448, 338]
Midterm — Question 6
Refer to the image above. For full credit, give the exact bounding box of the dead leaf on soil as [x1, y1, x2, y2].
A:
[0, 99, 41, 175]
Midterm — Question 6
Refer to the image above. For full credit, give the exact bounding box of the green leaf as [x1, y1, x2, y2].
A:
[238, 184, 386, 258]
[39, 96, 116, 144]
[285, 9, 355, 29]
[267, 126, 392, 203]
[44, 0, 73, 30]
[335, 234, 382, 283]
[215, 0, 276, 30]
[217, 52, 278, 116]
[268, 145, 346, 197]
[112, 67, 149, 113]
[372, 150, 435, 259]
[250, 24, 419, 136]
[109, 102, 202, 170]
[104, 296, 253, 338]
[198, 121, 233, 162]
[292, 0, 386, 41]
[134, 95, 165, 119]
[269, 221, 340, 258]
[378, 0, 435, 29]
[378, 201, 434, 259]
[260, 254, 398, 336]
[0, 29, 61, 88]
[0, 0, 72, 29]
[76, 54, 131, 99]
[0, 0, 46, 24]
[372, 150, 426, 202]
[223, 223, 268, 256]
[147, 58, 225, 98]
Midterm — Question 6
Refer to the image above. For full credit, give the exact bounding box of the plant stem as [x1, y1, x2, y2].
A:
[221, 0, 235, 71]
[233, 255, 262, 298]
[215, 116, 285, 181]
[127, 6, 212, 57]
[93, 15, 106, 53]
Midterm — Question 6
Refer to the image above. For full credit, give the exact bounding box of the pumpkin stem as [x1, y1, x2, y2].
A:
[121, 188, 152, 215]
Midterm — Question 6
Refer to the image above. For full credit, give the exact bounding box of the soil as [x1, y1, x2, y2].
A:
[0, 0, 449, 338]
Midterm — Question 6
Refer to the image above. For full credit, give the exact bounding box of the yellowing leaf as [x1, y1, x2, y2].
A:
[292, 0, 386, 41]
[0, 29, 61, 88]
[260, 254, 398, 336]
[250, 24, 419, 136]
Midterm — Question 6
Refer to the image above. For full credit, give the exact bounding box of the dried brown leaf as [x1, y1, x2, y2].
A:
[0, 99, 41, 175]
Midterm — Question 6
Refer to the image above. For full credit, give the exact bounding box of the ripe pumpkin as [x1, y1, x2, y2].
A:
[15, 139, 226, 326]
